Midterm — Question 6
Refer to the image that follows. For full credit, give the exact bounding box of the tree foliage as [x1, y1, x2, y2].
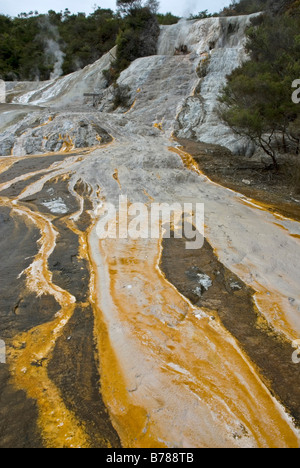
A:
[220, 0, 267, 16]
[0, 9, 121, 80]
[0, 3, 175, 81]
[156, 12, 179, 24]
[220, 10, 300, 166]
[0, 13, 51, 80]
[189, 10, 218, 20]
[60, 8, 121, 75]
[103, 3, 160, 86]
[220, 0, 298, 16]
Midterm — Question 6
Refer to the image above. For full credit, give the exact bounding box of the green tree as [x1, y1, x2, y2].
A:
[220, 12, 300, 168]
[0, 9, 124, 80]
[117, 0, 142, 15]
[220, 0, 267, 16]
[189, 10, 218, 19]
[103, 2, 160, 85]
[156, 12, 180, 25]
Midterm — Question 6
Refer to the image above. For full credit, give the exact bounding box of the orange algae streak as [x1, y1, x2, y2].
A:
[124, 100, 137, 115]
[173, 144, 300, 228]
[171, 145, 300, 342]
[253, 286, 299, 342]
[0, 157, 16, 175]
[89, 221, 299, 448]
[143, 189, 154, 203]
[0, 137, 116, 448]
[154, 122, 163, 131]
[239, 196, 300, 226]
[38, 115, 54, 128]
[113, 169, 122, 190]
[169, 146, 202, 176]
[59, 134, 75, 153]
[1, 198, 90, 448]
[9, 304, 89, 448]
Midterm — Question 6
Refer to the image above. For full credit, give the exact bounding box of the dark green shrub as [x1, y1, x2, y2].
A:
[112, 83, 132, 110]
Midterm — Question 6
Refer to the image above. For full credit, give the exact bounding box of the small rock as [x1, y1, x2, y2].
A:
[187, 267, 212, 296]
[242, 179, 251, 186]
[230, 281, 242, 291]
[197, 273, 212, 291]
[193, 286, 202, 298]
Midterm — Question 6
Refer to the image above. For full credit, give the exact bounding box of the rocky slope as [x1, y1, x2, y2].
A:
[4, 15, 259, 156]
[0, 14, 300, 449]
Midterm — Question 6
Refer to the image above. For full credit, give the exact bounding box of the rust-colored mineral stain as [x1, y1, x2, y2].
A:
[239, 197, 300, 225]
[9, 304, 90, 448]
[169, 146, 202, 176]
[1, 133, 299, 448]
[0, 138, 115, 448]
[59, 134, 75, 153]
[172, 144, 300, 341]
[0, 157, 16, 175]
[154, 122, 164, 131]
[223, 256, 300, 343]
[143, 189, 154, 203]
[88, 215, 299, 448]
[113, 169, 122, 189]
[253, 287, 299, 341]
[0, 196, 90, 448]
[172, 143, 300, 226]
[37, 115, 54, 128]
[124, 99, 137, 114]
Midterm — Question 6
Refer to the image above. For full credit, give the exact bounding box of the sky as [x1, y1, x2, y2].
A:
[0, 0, 229, 18]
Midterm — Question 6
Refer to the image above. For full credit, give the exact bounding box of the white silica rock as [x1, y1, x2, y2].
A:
[162, 15, 260, 155]
[0, 80, 5, 103]
[7, 14, 261, 155]
[197, 273, 213, 291]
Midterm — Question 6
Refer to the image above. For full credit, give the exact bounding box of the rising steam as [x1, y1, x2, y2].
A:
[38, 16, 65, 80]
[45, 39, 65, 80]
[182, 0, 199, 17]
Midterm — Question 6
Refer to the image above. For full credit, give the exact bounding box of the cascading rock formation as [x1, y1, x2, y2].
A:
[0, 14, 300, 449]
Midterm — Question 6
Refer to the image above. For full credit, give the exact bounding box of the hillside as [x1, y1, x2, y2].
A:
[0, 8, 179, 81]
[0, 1, 300, 450]
[1, 15, 259, 157]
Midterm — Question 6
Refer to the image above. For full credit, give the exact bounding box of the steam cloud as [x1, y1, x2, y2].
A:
[38, 16, 65, 80]
[182, 0, 199, 17]
[45, 38, 65, 80]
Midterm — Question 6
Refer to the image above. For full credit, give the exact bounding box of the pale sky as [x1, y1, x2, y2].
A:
[0, 0, 229, 18]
